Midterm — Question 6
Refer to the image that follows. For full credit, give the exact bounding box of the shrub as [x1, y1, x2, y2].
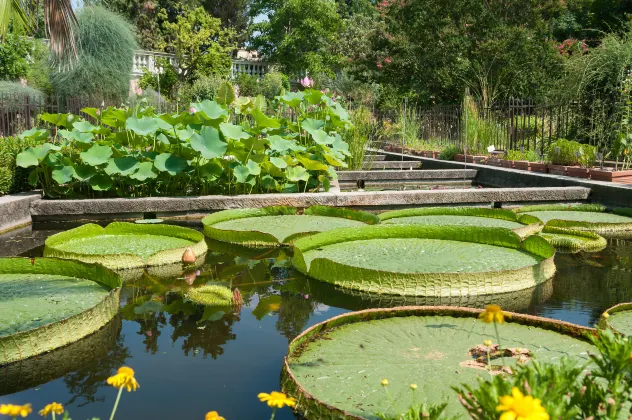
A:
[506, 149, 540, 162]
[0, 136, 43, 195]
[261, 71, 289, 99]
[235, 73, 261, 97]
[547, 139, 596, 167]
[138, 58, 179, 100]
[51, 6, 138, 101]
[438, 144, 462, 160]
[344, 106, 379, 169]
[0, 34, 31, 81]
[25, 40, 53, 95]
[178, 75, 224, 104]
[0, 82, 45, 102]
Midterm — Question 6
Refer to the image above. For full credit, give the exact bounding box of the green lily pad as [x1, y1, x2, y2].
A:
[283, 307, 594, 418]
[0, 258, 121, 365]
[384, 215, 522, 229]
[599, 303, 632, 335]
[202, 206, 379, 247]
[187, 285, 233, 306]
[44, 223, 208, 270]
[292, 225, 555, 296]
[539, 226, 607, 253]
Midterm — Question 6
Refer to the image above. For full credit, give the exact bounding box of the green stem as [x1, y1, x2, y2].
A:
[52, 414, 56, 420]
[493, 322, 505, 365]
[270, 407, 277, 420]
[384, 388, 399, 413]
[109, 386, 125, 420]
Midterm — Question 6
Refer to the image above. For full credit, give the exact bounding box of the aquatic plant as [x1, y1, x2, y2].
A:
[539, 226, 607, 252]
[292, 225, 555, 296]
[203, 206, 379, 247]
[43, 223, 208, 270]
[187, 285, 233, 306]
[107, 366, 140, 420]
[258, 391, 296, 420]
[16, 89, 352, 198]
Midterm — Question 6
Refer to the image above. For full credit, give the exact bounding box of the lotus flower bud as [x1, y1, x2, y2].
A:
[182, 247, 196, 264]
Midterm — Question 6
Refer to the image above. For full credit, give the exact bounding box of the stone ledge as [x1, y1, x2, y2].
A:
[361, 161, 422, 170]
[0, 192, 41, 234]
[338, 169, 476, 181]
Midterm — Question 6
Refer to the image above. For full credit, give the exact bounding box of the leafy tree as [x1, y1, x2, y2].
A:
[199, 0, 251, 44]
[106, 0, 169, 50]
[251, 0, 343, 77]
[0, 34, 31, 81]
[162, 6, 236, 81]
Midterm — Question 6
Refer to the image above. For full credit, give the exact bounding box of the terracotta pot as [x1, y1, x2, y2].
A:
[590, 168, 632, 184]
[547, 164, 569, 176]
[486, 158, 502, 167]
[530, 162, 548, 173]
[500, 159, 514, 168]
[513, 161, 531, 171]
[567, 167, 590, 178]
[424, 151, 437, 158]
[454, 154, 465, 162]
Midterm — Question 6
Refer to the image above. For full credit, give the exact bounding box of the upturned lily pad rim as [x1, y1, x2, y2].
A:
[540, 226, 607, 252]
[44, 222, 208, 270]
[202, 205, 380, 247]
[599, 302, 632, 334]
[282, 306, 595, 420]
[0, 257, 122, 365]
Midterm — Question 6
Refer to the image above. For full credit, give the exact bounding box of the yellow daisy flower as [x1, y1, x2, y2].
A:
[479, 304, 508, 324]
[257, 391, 297, 408]
[106, 366, 140, 392]
[484, 339, 493, 347]
[497, 387, 549, 420]
[39, 402, 64, 417]
[0, 404, 32, 418]
[381, 379, 389, 387]
[205, 411, 225, 420]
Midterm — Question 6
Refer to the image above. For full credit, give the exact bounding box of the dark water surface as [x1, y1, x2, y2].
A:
[1, 223, 631, 419]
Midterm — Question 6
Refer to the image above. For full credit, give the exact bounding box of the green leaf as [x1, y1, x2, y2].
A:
[154, 153, 187, 175]
[270, 157, 288, 169]
[312, 129, 335, 145]
[125, 116, 159, 136]
[286, 166, 310, 182]
[59, 129, 94, 143]
[101, 108, 129, 128]
[190, 126, 227, 159]
[73, 165, 98, 181]
[177, 127, 196, 141]
[233, 165, 251, 183]
[261, 175, 279, 191]
[40, 113, 76, 128]
[130, 162, 158, 181]
[268, 135, 295, 152]
[246, 159, 261, 176]
[16, 144, 61, 168]
[280, 92, 305, 107]
[199, 160, 224, 179]
[72, 121, 98, 132]
[220, 123, 250, 140]
[193, 100, 229, 120]
[216, 81, 235, 106]
[20, 127, 49, 141]
[332, 134, 351, 156]
[52, 166, 74, 184]
[302, 118, 325, 135]
[80, 145, 113, 166]
[252, 108, 280, 128]
[105, 157, 140, 176]
[80, 107, 100, 120]
[89, 174, 113, 191]
[297, 157, 329, 171]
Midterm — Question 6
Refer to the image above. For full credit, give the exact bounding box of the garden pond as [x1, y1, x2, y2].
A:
[0, 221, 631, 419]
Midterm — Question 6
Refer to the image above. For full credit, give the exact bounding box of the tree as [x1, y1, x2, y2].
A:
[251, 0, 343, 77]
[0, 34, 32, 80]
[199, 0, 251, 44]
[162, 6, 236, 81]
[0, 0, 77, 59]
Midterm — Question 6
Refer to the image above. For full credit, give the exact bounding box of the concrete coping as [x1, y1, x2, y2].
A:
[361, 161, 422, 170]
[338, 169, 477, 181]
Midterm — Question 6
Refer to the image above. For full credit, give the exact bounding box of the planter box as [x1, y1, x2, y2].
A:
[547, 164, 569, 176]
[590, 168, 632, 184]
[455, 154, 465, 162]
[567, 167, 590, 179]
[486, 158, 502, 167]
[500, 159, 514, 168]
[530, 162, 548, 173]
[455, 154, 486, 163]
[424, 151, 438, 159]
[513, 161, 531, 171]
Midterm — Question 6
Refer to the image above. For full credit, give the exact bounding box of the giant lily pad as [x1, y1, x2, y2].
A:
[44, 222, 208, 270]
[292, 225, 555, 296]
[380, 207, 542, 238]
[202, 206, 380, 247]
[538, 226, 607, 253]
[0, 258, 122, 365]
[599, 303, 632, 335]
[282, 307, 594, 419]
[514, 204, 632, 238]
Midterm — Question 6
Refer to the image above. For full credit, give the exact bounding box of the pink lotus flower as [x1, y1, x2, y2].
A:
[96, 109, 101, 116]
[384, 57, 392, 64]
[377, 62, 383, 69]
[189, 106, 196, 114]
[136, 87, 143, 96]
[300, 76, 314, 88]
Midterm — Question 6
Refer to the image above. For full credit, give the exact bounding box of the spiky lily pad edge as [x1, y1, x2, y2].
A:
[513, 204, 607, 214]
[598, 302, 632, 333]
[281, 306, 595, 420]
[545, 219, 632, 239]
[0, 257, 122, 365]
[292, 225, 556, 297]
[44, 222, 208, 270]
[539, 226, 607, 252]
[201, 206, 380, 247]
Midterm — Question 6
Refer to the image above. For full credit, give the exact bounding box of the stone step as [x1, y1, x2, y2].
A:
[340, 179, 473, 191]
[338, 169, 477, 181]
[364, 155, 386, 162]
[362, 161, 422, 170]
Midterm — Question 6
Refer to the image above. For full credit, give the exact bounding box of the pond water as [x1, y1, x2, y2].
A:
[1, 222, 631, 419]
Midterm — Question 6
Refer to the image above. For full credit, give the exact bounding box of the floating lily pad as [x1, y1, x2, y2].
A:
[187, 285, 233, 306]
[380, 207, 542, 238]
[282, 307, 594, 419]
[292, 225, 555, 296]
[202, 206, 379, 247]
[514, 204, 632, 238]
[539, 226, 607, 253]
[599, 303, 632, 335]
[0, 258, 121, 365]
[44, 222, 208, 270]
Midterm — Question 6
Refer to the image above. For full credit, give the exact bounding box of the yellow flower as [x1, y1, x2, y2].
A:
[39, 402, 64, 417]
[381, 379, 389, 387]
[602, 312, 610, 319]
[479, 305, 508, 324]
[106, 366, 140, 392]
[484, 340, 493, 347]
[410, 384, 417, 390]
[0, 404, 32, 418]
[257, 392, 296, 409]
[205, 411, 225, 420]
[497, 387, 549, 420]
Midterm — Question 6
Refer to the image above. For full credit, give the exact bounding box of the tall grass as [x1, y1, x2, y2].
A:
[345, 106, 379, 170]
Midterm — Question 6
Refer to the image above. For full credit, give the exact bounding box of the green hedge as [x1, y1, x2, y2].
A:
[0, 136, 42, 195]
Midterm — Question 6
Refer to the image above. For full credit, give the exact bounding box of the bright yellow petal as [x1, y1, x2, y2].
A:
[499, 412, 517, 420]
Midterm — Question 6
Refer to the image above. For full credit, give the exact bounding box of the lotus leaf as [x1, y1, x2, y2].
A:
[89, 174, 113, 190]
[44, 223, 208, 270]
[283, 307, 594, 418]
[130, 162, 158, 181]
[190, 126, 227, 159]
[193, 100, 229, 120]
[220, 122, 250, 140]
[202, 206, 379, 246]
[154, 153, 187, 175]
[292, 225, 555, 296]
[104, 157, 140, 176]
[0, 258, 121, 365]
[52, 166, 74, 184]
[125, 116, 160, 136]
[80, 144, 113, 166]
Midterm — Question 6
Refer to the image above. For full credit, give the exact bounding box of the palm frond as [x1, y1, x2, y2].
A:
[45, 0, 77, 60]
[0, 0, 35, 35]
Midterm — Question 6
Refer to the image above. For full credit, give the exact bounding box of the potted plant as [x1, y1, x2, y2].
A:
[507, 150, 540, 171]
[547, 139, 595, 177]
